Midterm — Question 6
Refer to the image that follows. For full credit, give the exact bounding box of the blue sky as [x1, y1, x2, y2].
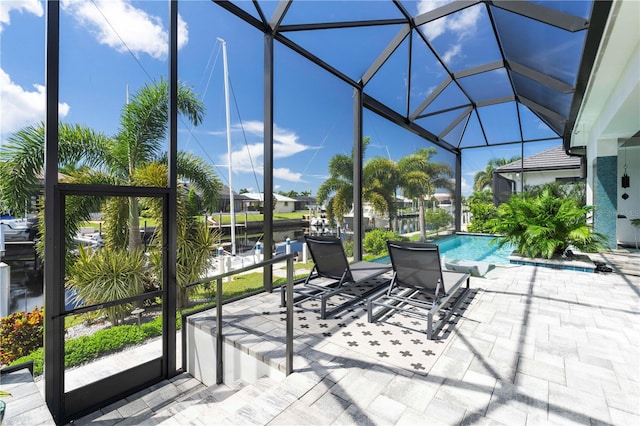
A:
[0, 0, 566, 198]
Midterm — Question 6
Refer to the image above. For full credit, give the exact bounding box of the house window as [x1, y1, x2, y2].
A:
[284, 201, 288, 206]
[556, 177, 582, 183]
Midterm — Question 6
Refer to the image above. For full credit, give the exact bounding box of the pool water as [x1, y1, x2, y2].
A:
[375, 234, 514, 265]
[436, 234, 514, 264]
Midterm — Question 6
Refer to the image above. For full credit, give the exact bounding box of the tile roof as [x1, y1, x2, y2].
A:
[495, 145, 582, 173]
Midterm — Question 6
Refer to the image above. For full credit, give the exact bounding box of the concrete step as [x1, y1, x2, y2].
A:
[1, 367, 56, 426]
[153, 373, 322, 425]
[152, 376, 281, 425]
[73, 372, 208, 425]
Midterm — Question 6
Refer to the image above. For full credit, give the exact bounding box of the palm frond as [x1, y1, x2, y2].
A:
[115, 79, 206, 176]
[68, 246, 146, 325]
[175, 152, 222, 212]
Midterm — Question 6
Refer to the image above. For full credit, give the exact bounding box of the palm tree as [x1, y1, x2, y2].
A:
[0, 123, 109, 214]
[397, 147, 453, 242]
[316, 138, 370, 227]
[363, 157, 398, 230]
[137, 161, 221, 308]
[473, 156, 520, 192]
[0, 79, 221, 252]
[68, 245, 147, 325]
[111, 79, 220, 250]
[0, 79, 223, 314]
[317, 138, 398, 230]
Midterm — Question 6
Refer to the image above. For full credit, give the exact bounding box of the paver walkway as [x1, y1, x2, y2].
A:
[20, 251, 640, 425]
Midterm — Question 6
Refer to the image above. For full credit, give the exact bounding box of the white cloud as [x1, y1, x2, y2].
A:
[274, 168, 303, 182]
[225, 142, 263, 173]
[417, 1, 482, 63]
[213, 120, 313, 183]
[461, 175, 474, 196]
[0, 68, 70, 136]
[239, 120, 311, 159]
[448, 6, 482, 38]
[62, 0, 188, 60]
[417, 0, 451, 40]
[0, 0, 43, 33]
[441, 44, 462, 64]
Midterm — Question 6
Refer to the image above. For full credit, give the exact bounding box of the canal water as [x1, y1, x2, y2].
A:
[2, 217, 422, 315]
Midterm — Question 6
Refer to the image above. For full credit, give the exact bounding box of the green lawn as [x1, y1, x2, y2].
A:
[188, 268, 309, 302]
[81, 217, 160, 230]
[202, 211, 305, 224]
[80, 212, 306, 230]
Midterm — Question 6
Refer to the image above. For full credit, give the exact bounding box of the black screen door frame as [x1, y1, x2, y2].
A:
[45, 185, 177, 423]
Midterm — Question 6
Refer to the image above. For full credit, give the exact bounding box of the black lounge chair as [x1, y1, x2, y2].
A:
[281, 235, 391, 319]
[368, 240, 470, 339]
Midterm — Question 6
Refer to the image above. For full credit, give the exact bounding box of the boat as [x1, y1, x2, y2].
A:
[310, 216, 328, 227]
[0, 218, 36, 242]
[73, 232, 104, 249]
[343, 204, 390, 231]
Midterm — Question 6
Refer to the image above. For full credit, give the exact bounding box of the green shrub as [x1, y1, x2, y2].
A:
[9, 313, 173, 375]
[12, 348, 44, 374]
[490, 187, 604, 258]
[363, 229, 400, 256]
[1, 307, 44, 365]
[424, 209, 452, 234]
[64, 325, 147, 366]
[140, 316, 163, 337]
[342, 239, 354, 257]
[468, 202, 498, 233]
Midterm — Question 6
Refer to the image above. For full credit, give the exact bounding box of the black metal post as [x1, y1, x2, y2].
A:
[263, 33, 274, 291]
[455, 151, 462, 232]
[353, 87, 364, 261]
[216, 277, 223, 384]
[44, 1, 64, 423]
[165, 0, 178, 378]
[286, 256, 294, 375]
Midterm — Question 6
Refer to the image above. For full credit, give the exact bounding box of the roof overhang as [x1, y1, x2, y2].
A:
[570, 0, 640, 150]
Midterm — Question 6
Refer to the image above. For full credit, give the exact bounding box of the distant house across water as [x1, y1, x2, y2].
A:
[294, 196, 317, 212]
[210, 185, 250, 213]
[241, 193, 297, 213]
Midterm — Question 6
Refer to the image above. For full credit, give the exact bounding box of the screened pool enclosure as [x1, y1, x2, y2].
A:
[38, 1, 614, 422]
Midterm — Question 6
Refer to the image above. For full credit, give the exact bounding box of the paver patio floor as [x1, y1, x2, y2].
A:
[30, 251, 640, 425]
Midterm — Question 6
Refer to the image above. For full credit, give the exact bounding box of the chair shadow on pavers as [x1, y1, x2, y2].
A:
[368, 240, 471, 340]
[281, 235, 392, 319]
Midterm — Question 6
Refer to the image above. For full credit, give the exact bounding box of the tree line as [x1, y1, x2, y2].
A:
[316, 137, 454, 242]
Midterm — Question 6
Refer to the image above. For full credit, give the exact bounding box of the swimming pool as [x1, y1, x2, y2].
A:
[375, 233, 514, 265]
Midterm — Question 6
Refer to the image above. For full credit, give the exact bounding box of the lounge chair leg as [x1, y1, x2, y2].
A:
[427, 312, 433, 340]
[321, 297, 327, 319]
[280, 285, 285, 307]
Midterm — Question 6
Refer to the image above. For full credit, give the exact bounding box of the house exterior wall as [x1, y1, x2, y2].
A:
[581, 41, 639, 247]
[274, 200, 295, 213]
[575, 1, 639, 249]
[499, 169, 582, 192]
[618, 145, 640, 247]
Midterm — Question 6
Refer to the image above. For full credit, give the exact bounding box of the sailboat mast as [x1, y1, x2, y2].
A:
[218, 37, 236, 256]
